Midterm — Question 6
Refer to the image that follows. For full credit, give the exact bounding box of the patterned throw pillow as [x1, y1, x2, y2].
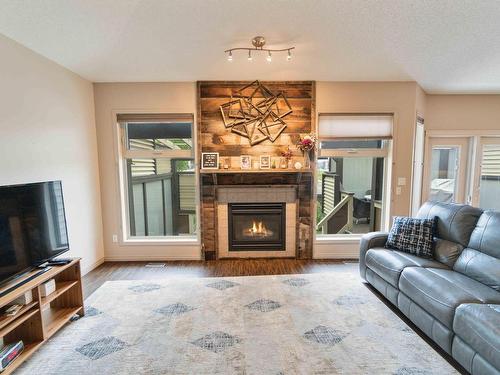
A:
[385, 216, 436, 258]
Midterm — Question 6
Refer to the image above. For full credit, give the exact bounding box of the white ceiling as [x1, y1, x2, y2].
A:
[1, 0, 500, 93]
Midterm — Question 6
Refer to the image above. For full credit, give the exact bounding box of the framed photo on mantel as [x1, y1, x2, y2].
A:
[260, 155, 271, 169]
[201, 152, 219, 169]
[240, 155, 251, 169]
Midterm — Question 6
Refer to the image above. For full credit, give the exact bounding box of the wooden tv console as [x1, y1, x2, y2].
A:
[0, 259, 83, 374]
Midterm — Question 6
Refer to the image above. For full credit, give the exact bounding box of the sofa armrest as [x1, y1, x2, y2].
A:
[359, 231, 389, 280]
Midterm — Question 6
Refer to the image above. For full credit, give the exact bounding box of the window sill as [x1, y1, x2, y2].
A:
[121, 236, 200, 246]
[315, 235, 363, 243]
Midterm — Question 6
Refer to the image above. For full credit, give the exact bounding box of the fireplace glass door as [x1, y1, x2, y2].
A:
[228, 203, 286, 251]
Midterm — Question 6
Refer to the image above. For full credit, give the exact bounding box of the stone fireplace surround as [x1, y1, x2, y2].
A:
[200, 172, 314, 260]
[217, 186, 297, 258]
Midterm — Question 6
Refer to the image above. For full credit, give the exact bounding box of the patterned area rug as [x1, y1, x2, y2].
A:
[18, 265, 458, 374]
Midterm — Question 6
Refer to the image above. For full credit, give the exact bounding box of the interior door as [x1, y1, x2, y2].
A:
[423, 137, 470, 204]
[472, 137, 500, 210]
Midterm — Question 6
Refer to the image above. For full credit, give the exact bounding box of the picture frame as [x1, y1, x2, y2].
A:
[259, 155, 271, 169]
[201, 152, 219, 169]
[240, 155, 252, 169]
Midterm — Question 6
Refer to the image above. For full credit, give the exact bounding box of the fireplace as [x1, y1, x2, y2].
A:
[228, 203, 286, 251]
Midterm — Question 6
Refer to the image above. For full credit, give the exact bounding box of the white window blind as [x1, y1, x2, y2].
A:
[319, 114, 393, 139]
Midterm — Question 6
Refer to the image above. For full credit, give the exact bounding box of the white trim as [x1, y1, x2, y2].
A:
[120, 237, 200, 246]
[81, 257, 105, 276]
[104, 254, 202, 262]
[313, 112, 394, 247]
[315, 235, 363, 242]
[319, 148, 388, 158]
[426, 129, 500, 137]
[111, 109, 201, 247]
[313, 237, 360, 259]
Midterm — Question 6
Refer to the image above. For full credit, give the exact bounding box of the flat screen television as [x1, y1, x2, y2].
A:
[0, 181, 70, 286]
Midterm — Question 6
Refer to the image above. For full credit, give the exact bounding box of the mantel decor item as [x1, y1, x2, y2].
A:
[240, 155, 251, 169]
[297, 134, 317, 169]
[260, 155, 271, 169]
[281, 146, 293, 169]
[219, 80, 293, 146]
[201, 152, 219, 169]
[225, 36, 295, 62]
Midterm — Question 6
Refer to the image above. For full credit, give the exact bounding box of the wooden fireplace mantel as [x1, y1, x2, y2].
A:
[199, 169, 313, 174]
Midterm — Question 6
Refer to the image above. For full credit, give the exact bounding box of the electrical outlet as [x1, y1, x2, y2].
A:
[112, 234, 118, 243]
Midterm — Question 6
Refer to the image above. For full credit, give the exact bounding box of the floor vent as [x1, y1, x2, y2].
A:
[145, 263, 166, 268]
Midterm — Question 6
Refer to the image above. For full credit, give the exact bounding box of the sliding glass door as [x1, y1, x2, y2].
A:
[422, 136, 500, 210]
[423, 137, 470, 204]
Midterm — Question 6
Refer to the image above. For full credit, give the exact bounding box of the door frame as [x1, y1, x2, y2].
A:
[422, 137, 471, 204]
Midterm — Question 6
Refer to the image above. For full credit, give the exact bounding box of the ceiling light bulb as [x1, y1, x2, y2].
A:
[287, 50, 292, 61]
[248, 50, 252, 61]
[227, 51, 233, 62]
[266, 51, 272, 62]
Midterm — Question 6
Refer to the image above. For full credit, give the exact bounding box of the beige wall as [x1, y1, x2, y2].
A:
[426, 95, 500, 130]
[93, 82, 200, 261]
[317, 82, 420, 217]
[0, 35, 104, 274]
[94, 81, 423, 259]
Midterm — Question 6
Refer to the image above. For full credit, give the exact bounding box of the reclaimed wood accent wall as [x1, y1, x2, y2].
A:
[197, 81, 315, 160]
[197, 81, 316, 260]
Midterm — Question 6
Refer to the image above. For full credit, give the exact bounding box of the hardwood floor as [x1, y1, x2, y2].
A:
[82, 259, 352, 298]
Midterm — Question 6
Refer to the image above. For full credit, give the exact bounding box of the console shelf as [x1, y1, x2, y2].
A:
[0, 259, 83, 374]
[40, 281, 79, 307]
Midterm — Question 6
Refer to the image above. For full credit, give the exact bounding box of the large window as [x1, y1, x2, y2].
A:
[118, 114, 196, 239]
[316, 115, 392, 237]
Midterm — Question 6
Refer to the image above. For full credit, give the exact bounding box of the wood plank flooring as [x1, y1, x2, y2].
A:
[82, 259, 351, 298]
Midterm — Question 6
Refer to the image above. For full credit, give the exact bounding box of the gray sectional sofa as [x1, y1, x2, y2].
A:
[359, 201, 500, 375]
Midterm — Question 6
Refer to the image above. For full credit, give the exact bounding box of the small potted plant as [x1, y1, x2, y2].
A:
[296, 134, 317, 168]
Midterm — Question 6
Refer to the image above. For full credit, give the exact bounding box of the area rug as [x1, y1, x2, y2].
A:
[18, 265, 458, 374]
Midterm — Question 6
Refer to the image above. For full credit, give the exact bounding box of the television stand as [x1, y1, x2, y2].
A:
[0, 267, 51, 299]
[0, 259, 83, 374]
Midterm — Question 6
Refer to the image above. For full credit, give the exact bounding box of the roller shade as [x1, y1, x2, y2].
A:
[319, 114, 393, 139]
[117, 113, 193, 123]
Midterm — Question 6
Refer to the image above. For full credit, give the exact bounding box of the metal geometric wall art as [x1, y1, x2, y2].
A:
[219, 80, 293, 146]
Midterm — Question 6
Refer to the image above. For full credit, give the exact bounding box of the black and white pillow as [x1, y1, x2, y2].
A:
[386, 216, 436, 258]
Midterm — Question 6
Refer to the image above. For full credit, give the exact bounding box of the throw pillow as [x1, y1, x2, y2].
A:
[386, 216, 436, 258]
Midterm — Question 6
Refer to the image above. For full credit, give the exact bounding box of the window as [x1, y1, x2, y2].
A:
[316, 114, 392, 237]
[118, 114, 196, 239]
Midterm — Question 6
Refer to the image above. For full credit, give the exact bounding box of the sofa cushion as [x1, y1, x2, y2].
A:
[399, 267, 500, 329]
[453, 304, 500, 371]
[386, 216, 436, 257]
[434, 238, 464, 268]
[416, 201, 482, 247]
[365, 248, 448, 288]
[454, 211, 500, 291]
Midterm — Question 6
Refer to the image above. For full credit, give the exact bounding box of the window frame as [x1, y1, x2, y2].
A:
[315, 114, 393, 240]
[115, 113, 199, 244]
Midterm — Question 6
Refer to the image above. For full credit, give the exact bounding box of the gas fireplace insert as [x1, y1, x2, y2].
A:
[228, 202, 286, 251]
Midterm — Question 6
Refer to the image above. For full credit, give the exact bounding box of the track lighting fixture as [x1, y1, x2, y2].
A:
[225, 36, 294, 63]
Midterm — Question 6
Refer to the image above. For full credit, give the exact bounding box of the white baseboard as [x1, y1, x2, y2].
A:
[313, 239, 360, 259]
[81, 257, 105, 276]
[104, 254, 202, 262]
